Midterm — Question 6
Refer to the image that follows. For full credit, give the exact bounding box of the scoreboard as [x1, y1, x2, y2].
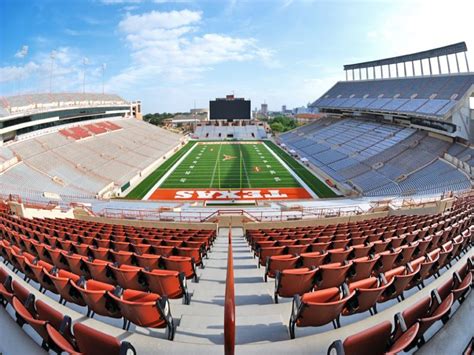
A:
[209, 97, 251, 120]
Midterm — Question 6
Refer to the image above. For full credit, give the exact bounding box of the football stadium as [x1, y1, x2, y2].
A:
[1, 4, 474, 355]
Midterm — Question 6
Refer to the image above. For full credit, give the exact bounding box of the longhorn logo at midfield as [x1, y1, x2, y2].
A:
[223, 155, 237, 161]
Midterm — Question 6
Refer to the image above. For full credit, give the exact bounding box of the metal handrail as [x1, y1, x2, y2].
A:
[224, 227, 235, 355]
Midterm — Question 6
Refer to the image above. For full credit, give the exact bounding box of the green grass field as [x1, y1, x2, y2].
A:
[126, 141, 197, 199]
[160, 142, 300, 189]
[125, 140, 338, 199]
[264, 141, 338, 198]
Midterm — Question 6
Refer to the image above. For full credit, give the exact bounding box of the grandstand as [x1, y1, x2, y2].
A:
[0, 42, 474, 355]
[278, 42, 474, 197]
[279, 117, 472, 196]
[0, 118, 182, 199]
[194, 122, 267, 140]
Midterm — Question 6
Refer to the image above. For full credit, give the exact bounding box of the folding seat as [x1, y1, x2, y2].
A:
[376, 248, 401, 273]
[32, 242, 52, 263]
[265, 254, 299, 282]
[0, 267, 14, 306]
[413, 237, 431, 258]
[110, 250, 133, 266]
[407, 255, 438, 290]
[24, 258, 55, 292]
[143, 269, 190, 304]
[94, 238, 111, 249]
[452, 263, 472, 303]
[176, 247, 204, 268]
[328, 247, 354, 263]
[389, 235, 405, 249]
[48, 321, 137, 355]
[8, 246, 28, 274]
[162, 255, 198, 282]
[286, 244, 310, 255]
[348, 255, 380, 282]
[71, 278, 122, 320]
[310, 242, 331, 253]
[130, 243, 151, 255]
[79, 235, 94, 245]
[296, 238, 314, 245]
[89, 246, 110, 261]
[277, 239, 297, 247]
[451, 235, 464, 260]
[108, 288, 175, 339]
[331, 239, 350, 250]
[394, 290, 452, 348]
[57, 239, 74, 252]
[342, 275, 394, 316]
[351, 243, 373, 258]
[379, 263, 421, 303]
[109, 264, 148, 292]
[189, 237, 210, 251]
[111, 241, 131, 252]
[273, 267, 317, 303]
[162, 239, 183, 248]
[372, 239, 390, 254]
[258, 246, 286, 268]
[44, 268, 86, 306]
[62, 252, 88, 277]
[289, 285, 354, 338]
[12, 296, 74, 352]
[300, 251, 328, 268]
[83, 258, 115, 284]
[135, 253, 161, 270]
[71, 242, 90, 257]
[153, 245, 175, 257]
[395, 242, 419, 267]
[48, 248, 71, 271]
[403, 232, 417, 244]
[327, 320, 416, 355]
[253, 240, 278, 256]
[435, 242, 454, 275]
[315, 262, 353, 290]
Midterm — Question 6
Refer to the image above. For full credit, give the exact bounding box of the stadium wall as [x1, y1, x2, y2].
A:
[73, 211, 217, 230]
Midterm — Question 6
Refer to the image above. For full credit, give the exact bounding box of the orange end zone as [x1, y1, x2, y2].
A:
[147, 188, 313, 200]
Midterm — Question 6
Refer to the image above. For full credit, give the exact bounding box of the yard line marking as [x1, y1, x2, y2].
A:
[240, 144, 252, 188]
[261, 142, 318, 199]
[142, 142, 198, 200]
[209, 143, 222, 188]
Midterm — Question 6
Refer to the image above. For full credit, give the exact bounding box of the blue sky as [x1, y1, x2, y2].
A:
[1, 0, 473, 113]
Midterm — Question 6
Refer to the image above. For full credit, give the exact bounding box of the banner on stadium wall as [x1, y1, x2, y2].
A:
[147, 188, 312, 200]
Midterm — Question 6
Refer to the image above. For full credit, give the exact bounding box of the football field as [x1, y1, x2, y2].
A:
[126, 141, 337, 201]
[145, 141, 313, 200]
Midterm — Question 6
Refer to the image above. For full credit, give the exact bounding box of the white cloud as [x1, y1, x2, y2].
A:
[1, 47, 105, 93]
[14, 45, 29, 59]
[109, 9, 275, 91]
[119, 10, 201, 32]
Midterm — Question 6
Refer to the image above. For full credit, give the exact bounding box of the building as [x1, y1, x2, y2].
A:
[0, 92, 133, 145]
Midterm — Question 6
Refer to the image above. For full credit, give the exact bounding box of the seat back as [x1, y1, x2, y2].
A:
[276, 268, 317, 298]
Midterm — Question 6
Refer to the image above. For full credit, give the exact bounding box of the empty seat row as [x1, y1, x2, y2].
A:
[326, 257, 473, 354]
[0, 261, 176, 340]
[0, 266, 138, 353]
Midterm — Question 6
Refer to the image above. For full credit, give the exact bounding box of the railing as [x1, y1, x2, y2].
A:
[224, 227, 235, 355]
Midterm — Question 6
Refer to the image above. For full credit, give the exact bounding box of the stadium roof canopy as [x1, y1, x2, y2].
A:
[311, 73, 474, 117]
[344, 42, 467, 71]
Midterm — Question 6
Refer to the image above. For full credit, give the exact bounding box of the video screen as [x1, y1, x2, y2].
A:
[210, 100, 251, 120]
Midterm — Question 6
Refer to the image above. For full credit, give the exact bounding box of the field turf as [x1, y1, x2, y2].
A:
[160, 142, 300, 189]
[125, 140, 338, 199]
